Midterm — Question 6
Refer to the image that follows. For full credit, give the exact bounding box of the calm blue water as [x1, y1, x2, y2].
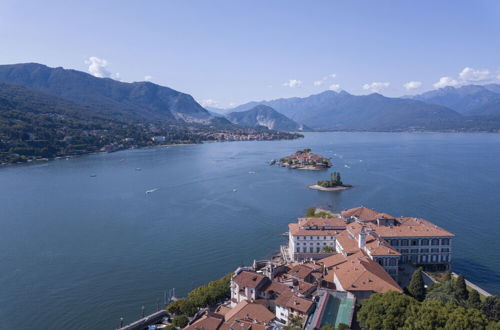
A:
[1, 132, 499, 329]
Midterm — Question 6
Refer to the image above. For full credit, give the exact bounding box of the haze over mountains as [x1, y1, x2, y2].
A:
[225, 105, 307, 131]
[225, 86, 500, 131]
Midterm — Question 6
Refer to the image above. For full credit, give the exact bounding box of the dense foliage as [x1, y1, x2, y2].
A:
[172, 315, 189, 328]
[166, 273, 231, 317]
[358, 281, 500, 330]
[0, 83, 301, 164]
[357, 291, 418, 330]
[407, 268, 425, 301]
[317, 172, 345, 188]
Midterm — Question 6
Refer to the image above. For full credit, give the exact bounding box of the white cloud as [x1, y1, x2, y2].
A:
[84, 56, 121, 80]
[283, 79, 303, 88]
[85, 56, 112, 78]
[313, 80, 323, 86]
[433, 76, 459, 89]
[403, 81, 422, 90]
[328, 73, 337, 79]
[144, 75, 153, 82]
[459, 67, 491, 83]
[329, 84, 341, 92]
[199, 99, 219, 108]
[362, 82, 390, 93]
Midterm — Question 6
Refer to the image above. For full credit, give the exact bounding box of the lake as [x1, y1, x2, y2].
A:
[1, 132, 499, 329]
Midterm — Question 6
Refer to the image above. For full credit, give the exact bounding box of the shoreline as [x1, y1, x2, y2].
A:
[308, 184, 352, 191]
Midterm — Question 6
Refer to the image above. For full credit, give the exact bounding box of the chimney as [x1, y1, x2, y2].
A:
[358, 229, 366, 249]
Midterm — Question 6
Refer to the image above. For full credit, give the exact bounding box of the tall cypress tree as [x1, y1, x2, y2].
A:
[455, 274, 469, 301]
[408, 267, 426, 301]
[467, 289, 482, 309]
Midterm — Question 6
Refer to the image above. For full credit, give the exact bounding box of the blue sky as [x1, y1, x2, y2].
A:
[1, 0, 499, 108]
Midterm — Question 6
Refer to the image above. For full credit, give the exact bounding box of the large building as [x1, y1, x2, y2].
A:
[288, 206, 454, 273]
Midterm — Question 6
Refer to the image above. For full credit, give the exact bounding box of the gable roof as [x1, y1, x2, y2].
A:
[288, 264, 314, 279]
[275, 291, 314, 314]
[185, 312, 224, 330]
[332, 252, 402, 293]
[224, 300, 275, 324]
[233, 271, 268, 289]
[341, 206, 394, 221]
[368, 217, 455, 238]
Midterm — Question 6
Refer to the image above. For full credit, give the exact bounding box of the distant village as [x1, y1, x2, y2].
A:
[277, 149, 332, 170]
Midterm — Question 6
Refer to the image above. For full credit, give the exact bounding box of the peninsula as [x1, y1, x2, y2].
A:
[278, 149, 332, 170]
[309, 171, 352, 191]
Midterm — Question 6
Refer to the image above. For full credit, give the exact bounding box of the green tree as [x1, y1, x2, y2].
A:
[426, 280, 460, 305]
[483, 296, 500, 322]
[467, 290, 482, 310]
[337, 324, 350, 330]
[454, 275, 469, 301]
[322, 246, 335, 253]
[172, 315, 189, 328]
[403, 300, 488, 330]
[357, 291, 418, 330]
[408, 267, 426, 301]
[305, 207, 316, 217]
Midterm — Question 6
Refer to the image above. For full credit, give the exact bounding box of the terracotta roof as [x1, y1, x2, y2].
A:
[294, 280, 316, 295]
[298, 217, 346, 229]
[275, 291, 314, 314]
[367, 217, 455, 238]
[288, 264, 313, 279]
[185, 312, 224, 330]
[233, 271, 268, 289]
[224, 300, 275, 324]
[289, 223, 341, 236]
[332, 252, 402, 294]
[262, 281, 289, 295]
[220, 319, 267, 330]
[364, 236, 400, 256]
[319, 253, 349, 269]
[335, 231, 360, 254]
[341, 206, 394, 221]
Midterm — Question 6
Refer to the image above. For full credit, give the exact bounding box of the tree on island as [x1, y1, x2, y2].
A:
[408, 267, 425, 301]
[454, 274, 469, 301]
[468, 289, 482, 310]
[317, 172, 344, 188]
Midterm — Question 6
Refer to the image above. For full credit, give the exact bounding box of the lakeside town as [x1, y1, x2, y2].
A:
[118, 206, 499, 330]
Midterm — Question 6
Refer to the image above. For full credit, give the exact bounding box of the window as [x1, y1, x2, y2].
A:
[401, 239, 409, 246]
[421, 239, 429, 245]
[316, 247, 320, 253]
[431, 239, 439, 246]
[309, 247, 313, 253]
[421, 248, 429, 253]
[421, 255, 428, 263]
[400, 249, 409, 254]
[296, 248, 300, 253]
[431, 255, 437, 262]
[389, 258, 397, 266]
[431, 248, 439, 253]
[411, 239, 419, 246]
[317, 243, 320, 246]
[391, 239, 399, 246]
[411, 249, 419, 253]
[441, 238, 450, 245]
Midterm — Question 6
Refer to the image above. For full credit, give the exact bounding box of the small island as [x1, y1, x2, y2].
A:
[278, 148, 332, 170]
[308, 171, 352, 191]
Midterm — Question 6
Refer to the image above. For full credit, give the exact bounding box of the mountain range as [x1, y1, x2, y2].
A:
[226, 86, 500, 131]
[225, 105, 307, 131]
[0, 63, 301, 164]
[0, 63, 218, 124]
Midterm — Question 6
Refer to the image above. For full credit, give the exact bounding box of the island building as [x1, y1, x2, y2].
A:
[288, 206, 454, 274]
